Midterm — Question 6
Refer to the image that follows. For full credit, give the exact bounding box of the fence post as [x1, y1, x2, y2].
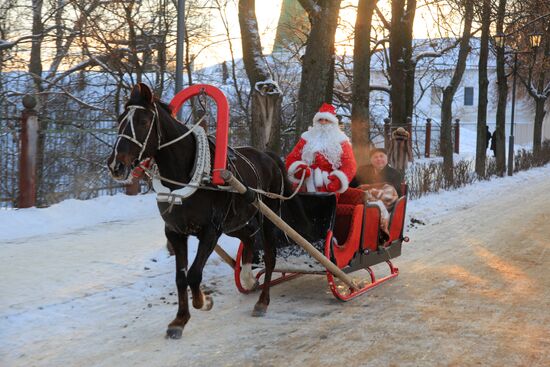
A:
[454, 118, 460, 154]
[425, 118, 431, 158]
[126, 177, 140, 195]
[406, 117, 413, 161]
[18, 95, 39, 208]
[384, 118, 391, 150]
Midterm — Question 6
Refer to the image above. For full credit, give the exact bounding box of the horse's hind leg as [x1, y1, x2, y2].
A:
[252, 221, 277, 317]
[187, 228, 218, 311]
[165, 229, 190, 339]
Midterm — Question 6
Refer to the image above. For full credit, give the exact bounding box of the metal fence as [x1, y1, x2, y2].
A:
[0, 118, 19, 208]
[0, 114, 133, 209]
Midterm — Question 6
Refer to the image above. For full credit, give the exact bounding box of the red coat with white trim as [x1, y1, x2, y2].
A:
[286, 138, 357, 193]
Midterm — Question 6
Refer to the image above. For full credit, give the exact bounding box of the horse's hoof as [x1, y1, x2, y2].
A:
[200, 295, 213, 311]
[252, 303, 267, 317]
[166, 326, 183, 339]
[240, 264, 259, 291]
[242, 280, 260, 292]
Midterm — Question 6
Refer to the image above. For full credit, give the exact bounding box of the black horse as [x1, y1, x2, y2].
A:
[107, 83, 299, 339]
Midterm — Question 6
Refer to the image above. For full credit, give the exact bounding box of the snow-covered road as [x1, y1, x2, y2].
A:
[1, 166, 550, 367]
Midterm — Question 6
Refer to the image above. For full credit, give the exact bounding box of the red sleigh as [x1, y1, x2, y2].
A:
[233, 187, 409, 301]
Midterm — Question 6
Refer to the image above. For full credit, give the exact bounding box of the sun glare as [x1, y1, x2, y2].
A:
[195, 0, 444, 70]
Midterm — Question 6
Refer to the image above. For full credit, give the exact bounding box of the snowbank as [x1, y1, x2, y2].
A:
[0, 194, 158, 242]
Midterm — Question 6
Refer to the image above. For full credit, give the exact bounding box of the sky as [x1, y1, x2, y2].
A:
[194, 0, 454, 69]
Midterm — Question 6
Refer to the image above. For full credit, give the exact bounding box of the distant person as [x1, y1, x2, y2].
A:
[486, 126, 492, 149]
[490, 128, 497, 157]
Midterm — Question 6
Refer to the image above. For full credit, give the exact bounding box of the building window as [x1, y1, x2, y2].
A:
[464, 87, 474, 106]
[431, 86, 443, 105]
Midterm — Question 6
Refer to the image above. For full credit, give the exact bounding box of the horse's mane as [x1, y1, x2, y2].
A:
[154, 99, 173, 115]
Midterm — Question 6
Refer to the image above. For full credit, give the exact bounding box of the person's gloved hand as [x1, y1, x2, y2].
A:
[294, 164, 311, 180]
[326, 175, 342, 192]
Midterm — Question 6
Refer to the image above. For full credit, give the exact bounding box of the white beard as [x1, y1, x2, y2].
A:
[301, 122, 349, 169]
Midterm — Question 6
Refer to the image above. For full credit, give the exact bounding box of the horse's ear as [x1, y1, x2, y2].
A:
[129, 83, 154, 106]
[130, 84, 142, 101]
[137, 83, 154, 105]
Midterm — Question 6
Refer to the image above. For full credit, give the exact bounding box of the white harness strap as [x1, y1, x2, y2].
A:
[113, 102, 212, 204]
[114, 105, 158, 163]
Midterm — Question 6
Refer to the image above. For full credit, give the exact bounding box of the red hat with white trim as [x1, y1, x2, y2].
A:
[313, 103, 339, 125]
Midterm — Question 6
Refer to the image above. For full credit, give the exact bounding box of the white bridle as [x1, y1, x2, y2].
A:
[111, 103, 203, 165]
[111, 102, 212, 204]
[113, 105, 159, 164]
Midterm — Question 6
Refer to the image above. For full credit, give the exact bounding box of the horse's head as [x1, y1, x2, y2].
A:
[108, 83, 160, 181]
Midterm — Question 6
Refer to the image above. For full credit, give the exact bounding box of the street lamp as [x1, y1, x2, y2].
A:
[493, 31, 542, 176]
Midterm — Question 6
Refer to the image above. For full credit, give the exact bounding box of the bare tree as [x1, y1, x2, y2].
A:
[294, 0, 342, 139]
[439, 0, 474, 183]
[387, 0, 417, 127]
[475, 0, 491, 177]
[238, 0, 282, 152]
[351, 0, 376, 166]
[495, 0, 508, 176]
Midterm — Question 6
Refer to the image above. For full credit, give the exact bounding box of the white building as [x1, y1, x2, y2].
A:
[369, 38, 550, 146]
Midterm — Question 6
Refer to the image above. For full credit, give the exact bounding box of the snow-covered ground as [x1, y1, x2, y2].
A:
[1, 164, 549, 366]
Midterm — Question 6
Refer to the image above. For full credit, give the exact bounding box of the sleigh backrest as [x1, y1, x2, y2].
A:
[387, 195, 407, 244]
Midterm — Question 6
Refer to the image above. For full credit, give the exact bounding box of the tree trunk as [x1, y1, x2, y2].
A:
[29, 0, 44, 205]
[389, 0, 416, 127]
[239, 0, 282, 152]
[475, 0, 491, 177]
[533, 97, 546, 156]
[155, 0, 168, 98]
[29, 0, 43, 93]
[532, 38, 549, 155]
[351, 0, 375, 166]
[125, 3, 142, 84]
[295, 0, 341, 140]
[494, 0, 507, 176]
[439, 0, 474, 184]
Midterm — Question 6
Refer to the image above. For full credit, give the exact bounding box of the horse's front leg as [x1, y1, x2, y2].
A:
[187, 228, 219, 311]
[253, 221, 278, 317]
[165, 229, 190, 339]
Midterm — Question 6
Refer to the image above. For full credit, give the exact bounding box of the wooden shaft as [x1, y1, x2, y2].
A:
[220, 170, 359, 291]
[214, 244, 236, 268]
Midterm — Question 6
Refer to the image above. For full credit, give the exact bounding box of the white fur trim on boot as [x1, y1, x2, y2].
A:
[287, 160, 307, 184]
[329, 169, 349, 193]
[313, 111, 339, 125]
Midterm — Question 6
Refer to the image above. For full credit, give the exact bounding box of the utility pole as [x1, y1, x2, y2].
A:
[175, 0, 186, 120]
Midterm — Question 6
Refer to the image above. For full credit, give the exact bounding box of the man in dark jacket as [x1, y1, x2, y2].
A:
[486, 126, 492, 149]
[490, 128, 497, 157]
[350, 148, 403, 197]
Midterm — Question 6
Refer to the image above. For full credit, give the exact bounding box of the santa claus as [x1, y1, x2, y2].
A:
[286, 103, 356, 193]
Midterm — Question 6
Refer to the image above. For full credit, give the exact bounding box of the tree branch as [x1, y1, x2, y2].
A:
[298, 0, 321, 17]
[374, 4, 390, 30]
